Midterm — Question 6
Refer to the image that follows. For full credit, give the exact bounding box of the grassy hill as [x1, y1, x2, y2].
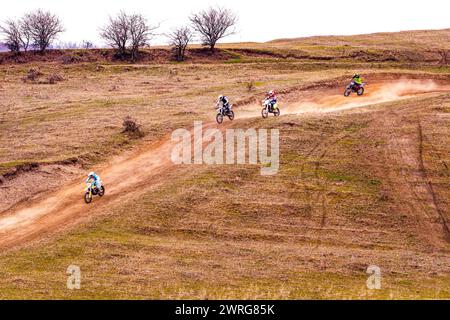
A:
[267, 29, 450, 50]
[0, 29, 449, 299]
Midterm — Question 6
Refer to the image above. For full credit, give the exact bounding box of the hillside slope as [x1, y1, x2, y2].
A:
[0, 77, 449, 299]
[0, 29, 449, 299]
[268, 29, 450, 50]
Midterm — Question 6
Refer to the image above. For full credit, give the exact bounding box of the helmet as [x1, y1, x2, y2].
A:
[88, 172, 95, 177]
[353, 74, 360, 78]
[218, 95, 223, 100]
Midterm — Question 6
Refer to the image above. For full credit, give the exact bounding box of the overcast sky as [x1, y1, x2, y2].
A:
[1, 0, 449, 46]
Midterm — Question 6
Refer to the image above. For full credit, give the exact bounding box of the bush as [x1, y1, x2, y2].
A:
[122, 116, 143, 138]
[22, 69, 64, 84]
[47, 74, 64, 84]
[22, 68, 43, 82]
[246, 80, 255, 92]
[61, 54, 81, 64]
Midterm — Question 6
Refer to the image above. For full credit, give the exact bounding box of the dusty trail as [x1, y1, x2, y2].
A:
[237, 79, 450, 118]
[0, 79, 448, 250]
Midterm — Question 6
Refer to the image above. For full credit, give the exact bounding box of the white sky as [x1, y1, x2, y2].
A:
[1, 0, 449, 46]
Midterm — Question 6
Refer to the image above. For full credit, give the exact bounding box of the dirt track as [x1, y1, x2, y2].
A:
[0, 79, 448, 250]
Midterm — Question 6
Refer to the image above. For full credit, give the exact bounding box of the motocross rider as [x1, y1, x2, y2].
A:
[266, 90, 278, 110]
[351, 74, 363, 88]
[217, 95, 231, 113]
[86, 172, 102, 191]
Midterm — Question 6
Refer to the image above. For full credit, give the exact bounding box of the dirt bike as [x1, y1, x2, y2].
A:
[344, 82, 365, 97]
[261, 99, 280, 118]
[216, 104, 235, 124]
[84, 182, 105, 204]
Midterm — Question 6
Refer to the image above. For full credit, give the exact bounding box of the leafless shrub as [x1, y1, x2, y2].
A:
[22, 68, 43, 82]
[0, 19, 30, 53]
[61, 54, 82, 64]
[122, 116, 143, 137]
[246, 80, 255, 92]
[22, 69, 64, 84]
[22, 9, 64, 53]
[47, 74, 64, 84]
[100, 12, 158, 61]
[108, 85, 119, 91]
[128, 14, 158, 61]
[100, 12, 129, 57]
[169, 69, 178, 77]
[190, 6, 237, 51]
[438, 49, 448, 66]
[378, 190, 390, 201]
[61, 55, 72, 64]
[81, 40, 94, 49]
[168, 26, 194, 61]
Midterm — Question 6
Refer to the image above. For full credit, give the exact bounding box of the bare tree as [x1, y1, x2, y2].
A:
[438, 49, 448, 66]
[100, 11, 129, 57]
[0, 18, 31, 53]
[128, 13, 157, 61]
[20, 18, 31, 51]
[190, 7, 237, 52]
[0, 19, 23, 53]
[22, 9, 64, 53]
[81, 40, 94, 49]
[100, 12, 157, 60]
[168, 26, 193, 61]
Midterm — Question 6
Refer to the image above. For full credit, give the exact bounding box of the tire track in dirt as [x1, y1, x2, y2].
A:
[421, 134, 450, 175]
[314, 120, 377, 227]
[298, 118, 375, 228]
[381, 101, 450, 248]
[417, 121, 450, 238]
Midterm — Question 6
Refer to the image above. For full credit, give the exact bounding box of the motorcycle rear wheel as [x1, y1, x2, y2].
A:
[98, 186, 105, 197]
[273, 108, 280, 117]
[228, 110, 235, 121]
[357, 87, 365, 96]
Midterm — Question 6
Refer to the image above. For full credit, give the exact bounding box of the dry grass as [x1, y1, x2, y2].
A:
[0, 61, 355, 170]
[0, 94, 449, 299]
[267, 29, 450, 50]
[0, 29, 449, 299]
[218, 29, 450, 64]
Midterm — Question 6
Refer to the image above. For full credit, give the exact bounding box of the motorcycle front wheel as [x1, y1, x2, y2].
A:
[84, 192, 92, 204]
[216, 113, 224, 124]
[261, 108, 269, 118]
[344, 89, 351, 97]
